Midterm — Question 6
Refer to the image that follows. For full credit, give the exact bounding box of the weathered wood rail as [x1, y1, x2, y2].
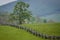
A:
[0, 23, 60, 40]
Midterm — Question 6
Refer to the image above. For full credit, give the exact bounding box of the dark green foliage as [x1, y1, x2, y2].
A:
[44, 19, 47, 23]
[10, 1, 32, 24]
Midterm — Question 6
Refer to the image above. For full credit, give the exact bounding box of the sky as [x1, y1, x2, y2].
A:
[0, 0, 17, 6]
[0, 0, 60, 22]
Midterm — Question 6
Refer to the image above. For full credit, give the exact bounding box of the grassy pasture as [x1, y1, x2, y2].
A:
[0, 25, 45, 40]
[22, 23, 60, 36]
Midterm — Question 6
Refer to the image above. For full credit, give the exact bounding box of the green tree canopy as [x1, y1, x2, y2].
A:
[11, 1, 32, 24]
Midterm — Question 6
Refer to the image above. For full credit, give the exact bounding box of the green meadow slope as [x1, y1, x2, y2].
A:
[0, 25, 45, 40]
[22, 23, 60, 36]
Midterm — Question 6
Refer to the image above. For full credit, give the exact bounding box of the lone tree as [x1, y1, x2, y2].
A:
[11, 1, 32, 24]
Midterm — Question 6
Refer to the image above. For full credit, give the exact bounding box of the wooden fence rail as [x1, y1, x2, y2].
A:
[0, 23, 60, 40]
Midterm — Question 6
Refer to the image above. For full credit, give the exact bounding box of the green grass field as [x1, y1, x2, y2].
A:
[22, 23, 60, 36]
[0, 25, 45, 40]
[0, 23, 60, 40]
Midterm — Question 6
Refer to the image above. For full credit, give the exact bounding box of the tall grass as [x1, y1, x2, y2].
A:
[22, 23, 60, 36]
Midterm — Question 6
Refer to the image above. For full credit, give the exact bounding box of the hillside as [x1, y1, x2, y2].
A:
[0, 25, 45, 40]
[22, 23, 60, 36]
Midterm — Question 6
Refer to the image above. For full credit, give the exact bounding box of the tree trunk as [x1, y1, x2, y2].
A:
[19, 21, 22, 24]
